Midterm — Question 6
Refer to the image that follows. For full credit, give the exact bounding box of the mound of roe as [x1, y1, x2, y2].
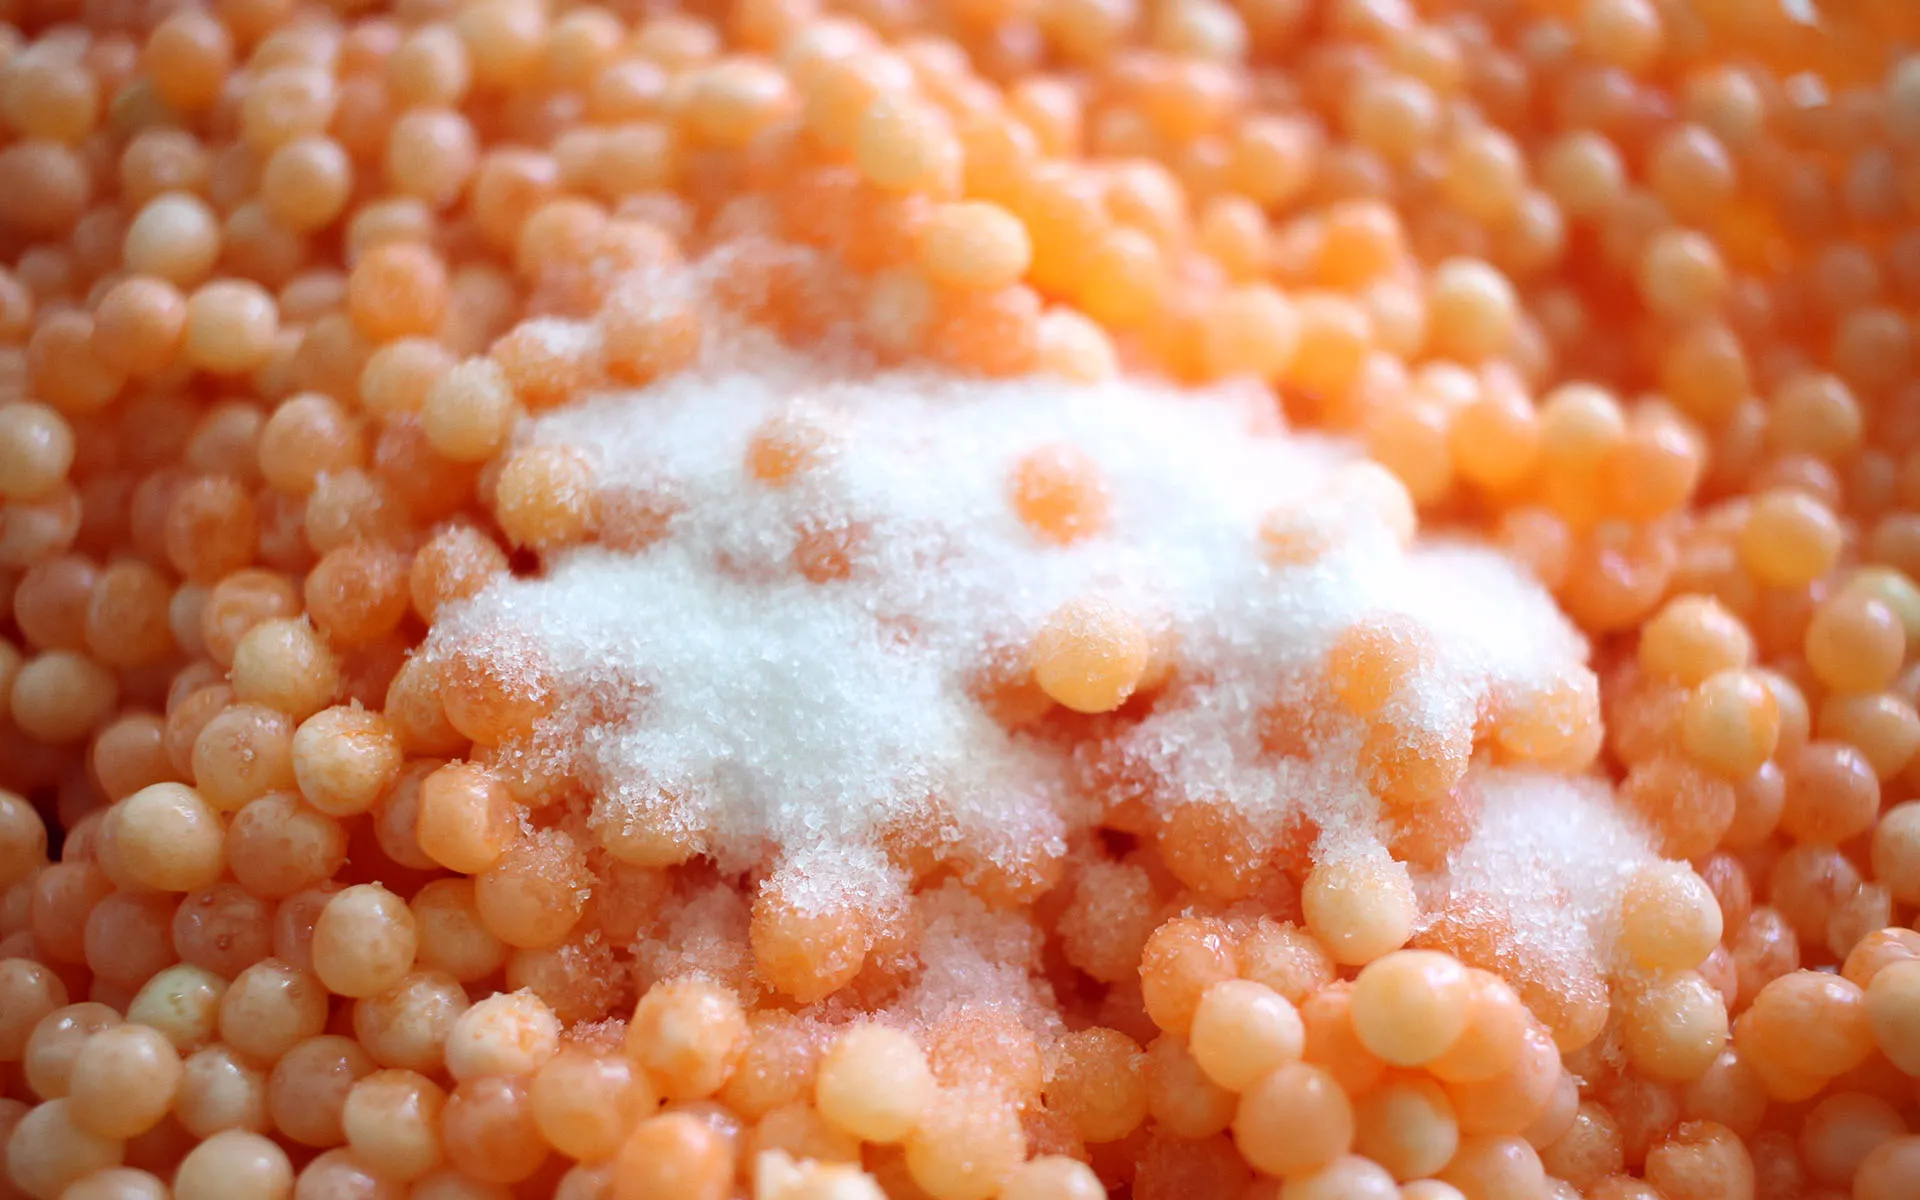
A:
[4, 1, 1920, 1199]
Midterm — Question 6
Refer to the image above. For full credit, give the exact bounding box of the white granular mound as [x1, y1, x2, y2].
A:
[1424, 769, 1659, 987]
[429, 269, 1651, 960]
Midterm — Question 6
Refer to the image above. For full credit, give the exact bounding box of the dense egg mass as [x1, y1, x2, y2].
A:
[2, 1, 1920, 1200]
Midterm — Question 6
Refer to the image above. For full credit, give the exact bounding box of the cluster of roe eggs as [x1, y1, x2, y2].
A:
[0, 0, 1919, 1198]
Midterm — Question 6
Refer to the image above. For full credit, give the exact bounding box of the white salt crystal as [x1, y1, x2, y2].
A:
[430, 255, 1652, 1005]
[1424, 768, 1658, 987]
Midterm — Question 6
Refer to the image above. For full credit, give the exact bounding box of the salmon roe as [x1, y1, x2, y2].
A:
[4, 2, 1920, 1200]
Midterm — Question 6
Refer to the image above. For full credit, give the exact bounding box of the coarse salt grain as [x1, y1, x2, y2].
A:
[1422, 769, 1658, 999]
